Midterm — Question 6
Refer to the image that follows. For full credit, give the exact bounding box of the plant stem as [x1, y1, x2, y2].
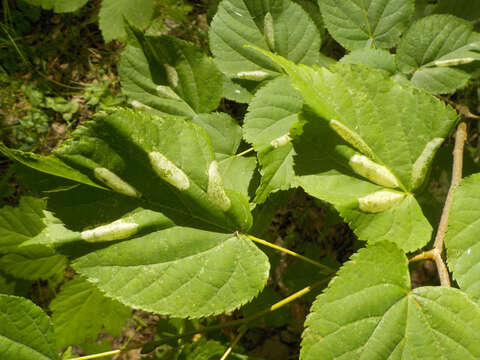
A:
[220, 324, 248, 360]
[69, 350, 121, 360]
[411, 121, 467, 286]
[218, 147, 255, 165]
[242, 233, 334, 273]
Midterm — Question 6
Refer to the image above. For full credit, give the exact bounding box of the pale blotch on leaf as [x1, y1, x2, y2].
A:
[149, 152, 190, 190]
[236, 71, 270, 81]
[264, 12, 275, 51]
[130, 100, 153, 110]
[156, 85, 181, 100]
[349, 154, 399, 188]
[94, 167, 141, 198]
[270, 134, 291, 148]
[358, 190, 405, 213]
[207, 161, 231, 211]
[164, 64, 179, 88]
[411, 137, 444, 190]
[81, 219, 139, 242]
[329, 119, 375, 159]
[434, 57, 475, 67]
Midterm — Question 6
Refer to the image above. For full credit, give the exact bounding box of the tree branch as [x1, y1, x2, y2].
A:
[430, 121, 467, 286]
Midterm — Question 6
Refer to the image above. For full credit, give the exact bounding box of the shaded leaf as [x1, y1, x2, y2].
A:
[119, 24, 223, 117]
[51, 277, 131, 348]
[0, 295, 58, 360]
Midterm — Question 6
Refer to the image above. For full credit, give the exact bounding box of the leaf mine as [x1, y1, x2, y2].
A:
[270, 134, 292, 148]
[411, 137, 444, 190]
[264, 12, 275, 51]
[349, 154, 399, 188]
[148, 152, 190, 190]
[434, 57, 475, 67]
[156, 85, 181, 100]
[207, 161, 231, 211]
[163, 63, 179, 88]
[81, 219, 139, 242]
[93, 167, 141, 198]
[358, 190, 405, 213]
[329, 119, 375, 159]
[236, 71, 270, 81]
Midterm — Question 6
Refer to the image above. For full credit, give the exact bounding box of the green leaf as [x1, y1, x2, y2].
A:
[0, 143, 104, 190]
[397, 15, 480, 93]
[410, 66, 471, 94]
[73, 228, 269, 318]
[221, 75, 253, 103]
[0, 197, 45, 253]
[301, 242, 480, 360]
[0, 252, 67, 281]
[0, 198, 71, 280]
[23, 0, 88, 12]
[6, 110, 252, 233]
[192, 113, 242, 160]
[0, 294, 58, 360]
[50, 276, 131, 348]
[433, 0, 480, 22]
[218, 156, 257, 198]
[319, 0, 414, 50]
[249, 53, 456, 250]
[445, 173, 480, 302]
[119, 25, 223, 117]
[209, 0, 321, 78]
[99, 0, 155, 42]
[243, 76, 303, 202]
[339, 49, 398, 74]
[255, 144, 296, 204]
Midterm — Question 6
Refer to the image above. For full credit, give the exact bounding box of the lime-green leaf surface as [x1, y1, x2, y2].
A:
[319, 0, 414, 50]
[255, 144, 296, 204]
[51, 277, 131, 348]
[251, 53, 456, 250]
[218, 156, 256, 198]
[340, 49, 398, 74]
[209, 0, 321, 78]
[294, 114, 432, 251]
[301, 242, 480, 360]
[0, 295, 58, 360]
[73, 228, 269, 317]
[7, 110, 252, 233]
[23, 0, 88, 12]
[119, 25, 223, 117]
[445, 173, 480, 302]
[397, 15, 480, 93]
[243, 76, 302, 202]
[99, 0, 155, 42]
